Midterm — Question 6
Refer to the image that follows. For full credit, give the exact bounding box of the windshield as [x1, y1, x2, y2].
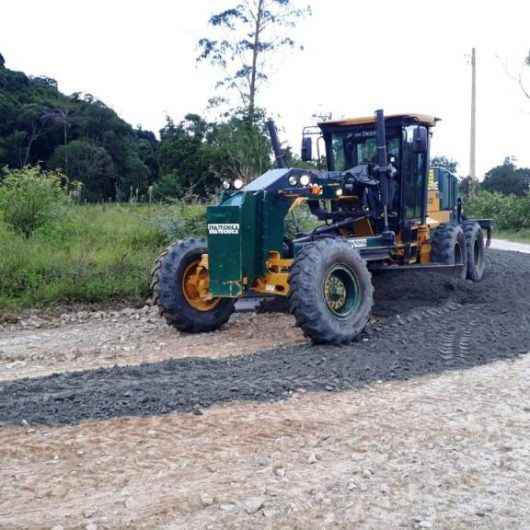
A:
[329, 130, 401, 171]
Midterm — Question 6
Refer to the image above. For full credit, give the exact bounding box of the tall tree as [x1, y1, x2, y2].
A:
[482, 157, 530, 197]
[197, 0, 310, 124]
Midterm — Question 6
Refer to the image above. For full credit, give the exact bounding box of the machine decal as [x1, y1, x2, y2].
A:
[208, 223, 240, 235]
[351, 238, 368, 248]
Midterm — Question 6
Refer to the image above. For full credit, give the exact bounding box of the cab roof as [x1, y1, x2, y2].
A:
[319, 113, 440, 128]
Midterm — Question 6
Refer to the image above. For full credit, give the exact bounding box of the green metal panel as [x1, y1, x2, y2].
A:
[261, 192, 291, 267]
[207, 203, 244, 297]
[207, 190, 291, 298]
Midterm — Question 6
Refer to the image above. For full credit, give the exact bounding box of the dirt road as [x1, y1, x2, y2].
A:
[0, 249, 529, 529]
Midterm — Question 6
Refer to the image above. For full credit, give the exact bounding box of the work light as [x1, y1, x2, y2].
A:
[300, 174, 311, 186]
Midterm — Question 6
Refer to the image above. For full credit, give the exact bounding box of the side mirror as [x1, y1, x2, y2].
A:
[413, 126, 428, 153]
[301, 136, 313, 161]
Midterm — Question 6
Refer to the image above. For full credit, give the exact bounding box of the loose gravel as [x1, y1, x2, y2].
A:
[0, 250, 528, 426]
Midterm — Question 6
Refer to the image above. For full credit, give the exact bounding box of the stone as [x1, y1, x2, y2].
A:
[200, 493, 214, 507]
[308, 452, 318, 464]
[242, 496, 265, 514]
[220, 503, 238, 513]
[273, 466, 286, 478]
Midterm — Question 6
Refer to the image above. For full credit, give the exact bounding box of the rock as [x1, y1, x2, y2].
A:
[255, 456, 271, 467]
[85, 523, 98, 530]
[308, 452, 318, 464]
[416, 521, 432, 529]
[200, 493, 214, 507]
[242, 496, 265, 514]
[51, 526, 65, 530]
[347, 481, 357, 491]
[273, 466, 286, 478]
[220, 503, 238, 513]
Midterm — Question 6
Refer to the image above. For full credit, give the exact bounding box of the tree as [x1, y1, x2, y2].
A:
[459, 175, 480, 198]
[0, 58, 159, 201]
[431, 156, 458, 174]
[208, 112, 272, 181]
[482, 157, 530, 197]
[157, 113, 272, 199]
[49, 140, 116, 202]
[197, 0, 310, 124]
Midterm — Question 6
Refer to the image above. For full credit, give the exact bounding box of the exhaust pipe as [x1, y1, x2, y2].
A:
[375, 109, 390, 234]
[267, 119, 287, 169]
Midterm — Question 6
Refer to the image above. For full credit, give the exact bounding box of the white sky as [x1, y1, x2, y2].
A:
[1, 0, 529, 178]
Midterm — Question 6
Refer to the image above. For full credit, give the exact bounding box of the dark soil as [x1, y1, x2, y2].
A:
[1, 250, 529, 426]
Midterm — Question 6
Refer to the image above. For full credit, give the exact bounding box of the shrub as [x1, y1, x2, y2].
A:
[0, 166, 69, 237]
[154, 201, 207, 241]
[465, 191, 530, 231]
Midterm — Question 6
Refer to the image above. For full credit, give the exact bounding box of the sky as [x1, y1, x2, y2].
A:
[1, 0, 529, 178]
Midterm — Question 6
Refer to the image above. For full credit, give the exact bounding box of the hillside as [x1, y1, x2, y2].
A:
[0, 53, 158, 201]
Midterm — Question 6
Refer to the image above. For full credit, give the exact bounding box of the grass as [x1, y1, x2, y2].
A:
[0, 199, 527, 313]
[495, 229, 530, 244]
[0, 203, 206, 312]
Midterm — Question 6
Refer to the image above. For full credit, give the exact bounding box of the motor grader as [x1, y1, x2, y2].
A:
[151, 110, 494, 344]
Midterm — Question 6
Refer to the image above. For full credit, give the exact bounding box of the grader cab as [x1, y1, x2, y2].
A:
[152, 110, 494, 344]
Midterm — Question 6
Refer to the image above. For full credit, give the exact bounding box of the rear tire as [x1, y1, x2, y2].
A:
[289, 239, 374, 345]
[431, 224, 467, 279]
[463, 221, 486, 282]
[151, 238, 235, 333]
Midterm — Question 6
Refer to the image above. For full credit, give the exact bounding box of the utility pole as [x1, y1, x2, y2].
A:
[469, 47, 477, 180]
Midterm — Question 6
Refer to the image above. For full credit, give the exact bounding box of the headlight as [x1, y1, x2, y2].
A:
[300, 174, 311, 186]
[288, 175, 298, 186]
[336, 188, 343, 197]
[222, 180, 231, 190]
[233, 178, 244, 190]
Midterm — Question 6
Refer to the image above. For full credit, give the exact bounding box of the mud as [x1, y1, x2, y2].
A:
[0, 250, 529, 426]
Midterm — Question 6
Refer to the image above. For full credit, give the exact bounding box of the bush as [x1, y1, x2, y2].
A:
[0, 166, 69, 237]
[465, 191, 530, 231]
[0, 203, 168, 310]
[153, 201, 207, 241]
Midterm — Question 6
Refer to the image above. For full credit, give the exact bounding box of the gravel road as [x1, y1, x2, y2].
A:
[0, 248, 529, 529]
[1, 250, 529, 426]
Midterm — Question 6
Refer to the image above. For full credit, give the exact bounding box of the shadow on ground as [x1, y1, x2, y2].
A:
[0, 250, 529, 426]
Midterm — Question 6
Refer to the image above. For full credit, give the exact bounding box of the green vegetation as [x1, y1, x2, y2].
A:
[0, 59, 158, 201]
[495, 229, 530, 244]
[0, 166, 71, 237]
[466, 190, 530, 232]
[0, 201, 209, 311]
[482, 157, 530, 197]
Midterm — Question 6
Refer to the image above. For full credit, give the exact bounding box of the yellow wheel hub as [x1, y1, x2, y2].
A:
[182, 258, 220, 312]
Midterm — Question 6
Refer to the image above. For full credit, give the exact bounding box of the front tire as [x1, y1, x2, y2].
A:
[151, 238, 235, 333]
[289, 239, 374, 345]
